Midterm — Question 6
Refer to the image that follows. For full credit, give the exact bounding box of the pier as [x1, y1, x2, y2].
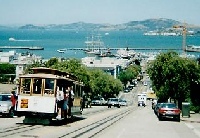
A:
[0, 46, 44, 50]
[0, 46, 181, 51]
[66, 47, 182, 51]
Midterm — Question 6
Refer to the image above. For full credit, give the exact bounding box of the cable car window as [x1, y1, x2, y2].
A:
[44, 79, 54, 95]
[21, 78, 31, 94]
[33, 78, 42, 94]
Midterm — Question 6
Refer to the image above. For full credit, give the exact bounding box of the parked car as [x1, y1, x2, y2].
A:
[107, 98, 120, 108]
[123, 88, 130, 93]
[0, 93, 14, 117]
[119, 99, 127, 106]
[91, 97, 106, 105]
[157, 103, 181, 121]
[154, 103, 163, 115]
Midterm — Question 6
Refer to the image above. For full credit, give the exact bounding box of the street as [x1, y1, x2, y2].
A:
[0, 83, 200, 138]
[94, 100, 200, 138]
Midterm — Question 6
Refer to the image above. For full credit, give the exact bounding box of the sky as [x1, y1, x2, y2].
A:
[0, 0, 200, 25]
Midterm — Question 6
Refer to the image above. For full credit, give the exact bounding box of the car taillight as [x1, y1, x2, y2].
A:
[174, 109, 180, 114]
[159, 108, 166, 113]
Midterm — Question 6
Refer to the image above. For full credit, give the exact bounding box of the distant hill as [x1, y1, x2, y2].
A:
[124, 18, 182, 31]
[19, 24, 45, 30]
[1, 18, 200, 31]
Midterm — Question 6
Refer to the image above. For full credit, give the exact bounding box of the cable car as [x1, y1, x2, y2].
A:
[15, 67, 84, 124]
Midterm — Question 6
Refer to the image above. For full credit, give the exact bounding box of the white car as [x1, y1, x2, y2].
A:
[119, 99, 127, 106]
[0, 93, 14, 117]
[91, 97, 106, 105]
[107, 98, 120, 108]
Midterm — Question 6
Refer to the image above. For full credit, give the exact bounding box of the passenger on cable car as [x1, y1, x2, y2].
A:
[63, 89, 69, 118]
[56, 86, 64, 120]
[67, 86, 74, 106]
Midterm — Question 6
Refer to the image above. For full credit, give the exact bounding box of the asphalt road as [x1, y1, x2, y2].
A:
[94, 100, 200, 138]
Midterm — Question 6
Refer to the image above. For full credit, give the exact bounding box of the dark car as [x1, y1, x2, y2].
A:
[157, 103, 181, 121]
[138, 101, 145, 107]
[107, 98, 120, 108]
[154, 103, 163, 115]
[123, 88, 129, 93]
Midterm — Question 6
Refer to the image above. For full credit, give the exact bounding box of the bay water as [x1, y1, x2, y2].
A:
[0, 29, 200, 59]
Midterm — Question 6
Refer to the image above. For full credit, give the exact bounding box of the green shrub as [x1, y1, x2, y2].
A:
[190, 105, 200, 113]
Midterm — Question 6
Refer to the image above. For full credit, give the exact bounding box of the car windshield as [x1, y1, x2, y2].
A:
[110, 98, 118, 101]
[120, 99, 126, 102]
[161, 103, 177, 108]
[0, 95, 11, 101]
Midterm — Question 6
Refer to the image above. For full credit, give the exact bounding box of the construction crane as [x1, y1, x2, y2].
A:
[173, 24, 187, 57]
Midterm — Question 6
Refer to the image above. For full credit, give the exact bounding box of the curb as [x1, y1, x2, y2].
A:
[181, 119, 200, 123]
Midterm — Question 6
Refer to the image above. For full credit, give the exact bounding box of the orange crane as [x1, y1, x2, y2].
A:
[173, 24, 187, 57]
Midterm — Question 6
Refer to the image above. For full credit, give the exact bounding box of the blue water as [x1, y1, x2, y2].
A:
[0, 29, 200, 59]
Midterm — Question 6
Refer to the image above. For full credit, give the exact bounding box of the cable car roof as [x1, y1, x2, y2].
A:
[30, 67, 78, 80]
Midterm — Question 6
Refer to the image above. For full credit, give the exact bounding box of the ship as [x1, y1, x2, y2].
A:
[84, 34, 104, 55]
[185, 45, 200, 52]
[29, 46, 44, 50]
[57, 49, 67, 53]
[9, 37, 16, 41]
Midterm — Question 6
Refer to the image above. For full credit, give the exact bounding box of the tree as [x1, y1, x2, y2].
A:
[45, 58, 59, 67]
[0, 63, 15, 74]
[0, 63, 16, 83]
[118, 64, 141, 86]
[89, 69, 123, 99]
[147, 51, 200, 109]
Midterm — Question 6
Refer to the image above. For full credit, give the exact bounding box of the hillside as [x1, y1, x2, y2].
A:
[1, 18, 200, 32]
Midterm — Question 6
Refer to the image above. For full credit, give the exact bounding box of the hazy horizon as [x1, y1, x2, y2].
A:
[0, 0, 199, 26]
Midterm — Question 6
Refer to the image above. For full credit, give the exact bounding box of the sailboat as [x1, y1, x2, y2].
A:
[84, 34, 104, 55]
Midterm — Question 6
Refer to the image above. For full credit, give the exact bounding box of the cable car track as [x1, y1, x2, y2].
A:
[0, 107, 134, 138]
[58, 107, 134, 138]
[0, 124, 44, 137]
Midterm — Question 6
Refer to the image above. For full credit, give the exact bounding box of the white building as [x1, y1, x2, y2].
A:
[82, 57, 131, 79]
[9, 52, 43, 81]
[0, 51, 15, 63]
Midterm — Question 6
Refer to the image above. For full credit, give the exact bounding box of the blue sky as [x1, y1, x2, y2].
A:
[0, 0, 199, 25]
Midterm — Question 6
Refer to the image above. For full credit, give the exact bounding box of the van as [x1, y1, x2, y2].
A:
[138, 93, 147, 107]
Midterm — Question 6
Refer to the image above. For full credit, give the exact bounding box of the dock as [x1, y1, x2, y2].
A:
[66, 47, 182, 51]
[0, 46, 44, 50]
[0, 46, 181, 51]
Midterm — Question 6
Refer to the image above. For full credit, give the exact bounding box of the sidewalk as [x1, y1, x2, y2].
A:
[181, 112, 200, 123]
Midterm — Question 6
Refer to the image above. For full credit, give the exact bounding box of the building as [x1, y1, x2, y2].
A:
[9, 52, 43, 82]
[0, 51, 15, 63]
[82, 57, 132, 79]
